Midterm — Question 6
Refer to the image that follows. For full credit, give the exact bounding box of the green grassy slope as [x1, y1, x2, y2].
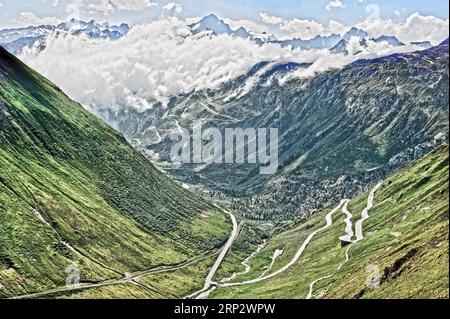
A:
[212, 145, 449, 299]
[0, 46, 230, 298]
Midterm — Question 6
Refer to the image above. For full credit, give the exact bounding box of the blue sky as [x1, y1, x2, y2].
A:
[0, 0, 448, 27]
[177, 0, 449, 22]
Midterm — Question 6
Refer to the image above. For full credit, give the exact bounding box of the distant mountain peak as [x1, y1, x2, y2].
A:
[190, 14, 250, 38]
[204, 13, 220, 20]
[343, 27, 368, 41]
[374, 35, 405, 47]
[331, 37, 368, 55]
[233, 26, 250, 39]
[57, 18, 87, 30]
[411, 40, 433, 49]
[191, 14, 232, 35]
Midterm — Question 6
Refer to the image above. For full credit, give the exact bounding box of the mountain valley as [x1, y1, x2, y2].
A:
[0, 8, 448, 300]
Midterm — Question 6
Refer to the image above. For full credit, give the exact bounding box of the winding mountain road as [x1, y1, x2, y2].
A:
[221, 240, 267, 283]
[259, 248, 284, 278]
[306, 182, 383, 299]
[354, 183, 383, 241]
[9, 182, 382, 300]
[11, 204, 239, 300]
[338, 200, 354, 243]
[211, 182, 383, 298]
[186, 208, 239, 299]
[219, 200, 348, 287]
[10, 251, 217, 299]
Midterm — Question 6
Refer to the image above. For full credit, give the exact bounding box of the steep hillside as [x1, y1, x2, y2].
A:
[210, 145, 449, 299]
[0, 46, 230, 298]
[99, 43, 449, 220]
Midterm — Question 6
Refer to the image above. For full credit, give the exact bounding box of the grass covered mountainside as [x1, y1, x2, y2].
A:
[212, 145, 449, 299]
[0, 46, 230, 298]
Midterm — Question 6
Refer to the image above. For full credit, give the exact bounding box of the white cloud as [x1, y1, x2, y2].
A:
[43, 0, 60, 6]
[258, 10, 444, 42]
[65, 0, 158, 15]
[20, 17, 302, 111]
[259, 12, 284, 25]
[279, 18, 325, 39]
[328, 20, 347, 35]
[258, 13, 348, 39]
[283, 40, 425, 82]
[15, 12, 61, 27]
[326, 0, 347, 11]
[16, 14, 448, 113]
[162, 2, 183, 15]
[356, 12, 449, 45]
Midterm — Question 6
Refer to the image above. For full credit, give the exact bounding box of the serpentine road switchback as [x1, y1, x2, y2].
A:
[306, 182, 383, 299]
[13, 183, 382, 300]
[219, 199, 349, 287]
[198, 182, 383, 299]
